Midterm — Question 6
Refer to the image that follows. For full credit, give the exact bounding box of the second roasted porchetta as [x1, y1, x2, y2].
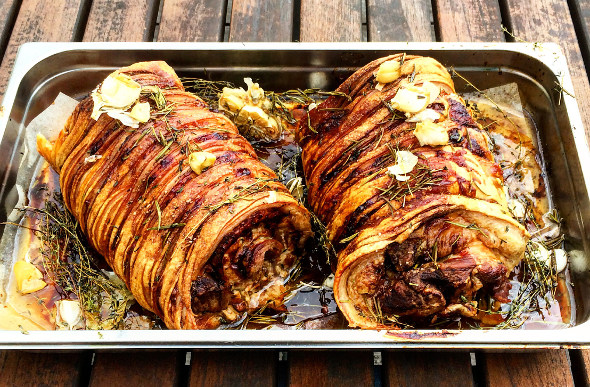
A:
[297, 54, 529, 329]
[37, 61, 312, 329]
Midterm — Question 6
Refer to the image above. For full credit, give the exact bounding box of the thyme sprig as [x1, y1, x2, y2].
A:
[377, 163, 442, 205]
[266, 88, 351, 126]
[204, 178, 275, 213]
[181, 78, 236, 108]
[364, 297, 414, 328]
[497, 240, 557, 329]
[24, 194, 133, 329]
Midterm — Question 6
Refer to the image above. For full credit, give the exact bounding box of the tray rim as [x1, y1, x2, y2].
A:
[1, 41, 589, 349]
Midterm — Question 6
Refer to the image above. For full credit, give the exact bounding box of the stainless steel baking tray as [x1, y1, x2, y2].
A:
[0, 42, 589, 349]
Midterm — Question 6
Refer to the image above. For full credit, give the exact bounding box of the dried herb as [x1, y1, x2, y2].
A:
[24, 194, 133, 329]
[181, 78, 236, 108]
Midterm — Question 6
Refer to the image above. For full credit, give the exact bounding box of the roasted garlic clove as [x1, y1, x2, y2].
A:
[13, 261, 46, 294]
[188, 151, 216, 174]
[413, 120, 449, 146]
[375, 60, 401, 84]
[219, 87, 248, 112]
[99, 73, 142, 109]
[390, 87, 430, 114]
[129, 102, 151, 123]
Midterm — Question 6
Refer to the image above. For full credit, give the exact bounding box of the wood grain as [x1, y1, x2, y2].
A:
[89, 351, 179, 387]
[570, 0, 590, 61]
[569, 349, 590, 385]
[300, 0, 362, 42]
[229, 0, 293, 42]
[83, 0, 158, 42]
[367, 0, 434, 42]
[289, 351, 373, 387]
[157, 0, 226, 42]
[482, 351, 574, 386]
[0, 350, 90, 386]
[0, 0, 19, 57]
[385, 351, 473, 386]
[189, 351, 276, 386]
[504, 0, 590, 139]
[0, 0, 85, 99]
[434, 0, 504, 41]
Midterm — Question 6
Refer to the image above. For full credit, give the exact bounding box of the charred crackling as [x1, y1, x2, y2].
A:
[37, 61, 312, 329]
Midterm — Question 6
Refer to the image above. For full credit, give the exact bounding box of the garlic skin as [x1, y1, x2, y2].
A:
[100, 74, 142, 108]
[507, 198, 526, 219]
[323, 274, 335, 289]
[285, 177, 304, 202]
[406, 108, 441, 123]
[413, 120, 449, 146]
[13, 261, 47, 294]
[386, 150, 418, 181]
[91, 73, 150, 128]
[188, 151, 216, 174]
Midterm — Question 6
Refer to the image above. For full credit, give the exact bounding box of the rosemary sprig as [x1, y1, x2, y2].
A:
[444, 221, 488, 238]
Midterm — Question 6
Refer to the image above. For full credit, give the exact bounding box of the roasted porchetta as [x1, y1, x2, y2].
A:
[36, 61, 312, 329]
[297, 54, 529, 329]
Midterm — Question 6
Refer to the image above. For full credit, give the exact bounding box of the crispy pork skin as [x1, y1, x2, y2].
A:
[38, 61, 312, 329]
[297, 55, 528, 329]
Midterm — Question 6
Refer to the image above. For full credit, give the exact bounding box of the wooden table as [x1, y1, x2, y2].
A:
[1, 0, 590, 385]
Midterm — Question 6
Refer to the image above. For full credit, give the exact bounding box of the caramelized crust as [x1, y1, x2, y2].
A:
[297, 54, 528, 329]
[38, 61, 312, 329]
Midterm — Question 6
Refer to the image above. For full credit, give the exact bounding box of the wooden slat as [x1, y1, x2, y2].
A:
[229, 0, 293, 42]
[569, 349, 590, 385]
[89, 351, 179, 387]
[0, 350, 90, 386]
[0, 0, 19, 57]
[504, 0, 590, 138]
[367, 0, 434, 42]
[157, 0, 226, 42]
[434, 0, 504, 41]
[385, 351, 473, 386]
[189, 350, 276, 386]
[299, 0, 362, 42]
[570, 0, 590, 60]
[0, 0, 85, 99]
[289, 351, 373, 387]
[83, 0, 158, 42]
[482, 351, 574, 386]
